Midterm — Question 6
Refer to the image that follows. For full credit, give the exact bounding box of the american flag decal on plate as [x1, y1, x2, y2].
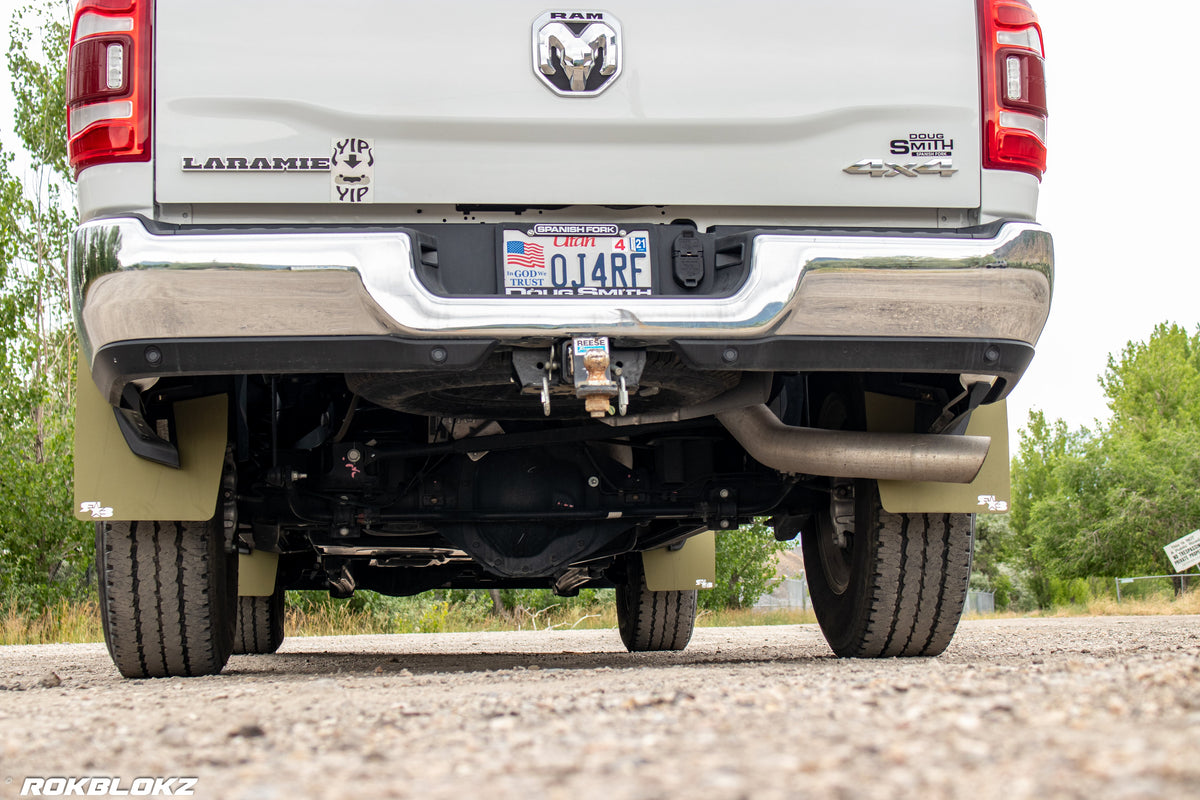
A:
[506, 240, 545, 269]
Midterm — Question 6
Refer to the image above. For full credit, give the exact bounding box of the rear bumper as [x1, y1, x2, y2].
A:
[72, 217, 1052, 400]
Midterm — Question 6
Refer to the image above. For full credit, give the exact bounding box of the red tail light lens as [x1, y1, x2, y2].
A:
[979, 0, 1047, 179]
[67, 0, 151, 175]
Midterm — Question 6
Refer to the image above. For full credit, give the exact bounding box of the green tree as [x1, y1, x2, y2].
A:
[1009, 323, 1200, 596]
[699, 520, 789, 610]
[0, 1, 88, 610]
[971, 514, 1016, 608]
[1102, 322, 1200, 438]
[1067, 324, 1200, 577]
[1007, 409, 1084, 605]
[973, 508, 1013, 578]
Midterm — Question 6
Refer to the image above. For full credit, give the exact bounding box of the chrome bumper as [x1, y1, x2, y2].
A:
[71, 217, 1052, 362]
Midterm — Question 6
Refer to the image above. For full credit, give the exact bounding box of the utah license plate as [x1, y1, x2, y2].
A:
[502, 224, 652, 297]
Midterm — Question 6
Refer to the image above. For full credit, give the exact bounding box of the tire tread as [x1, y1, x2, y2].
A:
[805, 481, 973, 659]
[96, 517, 235, 678]
[616, 556, 697, 652]
[233, 586, 286, 655]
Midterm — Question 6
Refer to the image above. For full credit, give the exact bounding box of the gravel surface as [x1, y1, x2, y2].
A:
[2, 616, 1199, 799]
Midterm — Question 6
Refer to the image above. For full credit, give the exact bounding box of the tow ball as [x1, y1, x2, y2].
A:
[572, 337, 623, 418]
[512, 338, 645, 417]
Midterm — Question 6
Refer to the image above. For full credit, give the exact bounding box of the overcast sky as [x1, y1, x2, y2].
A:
[1002, 0, 1200, 440]
[2, 0, 1190, 445]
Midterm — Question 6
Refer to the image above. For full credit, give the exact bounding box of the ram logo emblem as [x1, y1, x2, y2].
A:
[533, 12, 622, 96]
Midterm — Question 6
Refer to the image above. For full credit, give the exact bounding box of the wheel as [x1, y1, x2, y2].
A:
[616, 553, 698, 652]
[802, 479, 973, 658]
[232, 583, 286, 655]
[96, 515, 238, 678]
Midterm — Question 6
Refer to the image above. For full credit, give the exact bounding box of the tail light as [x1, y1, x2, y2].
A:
[979, 0, 1047, 178]
[67, 0, 151, 175]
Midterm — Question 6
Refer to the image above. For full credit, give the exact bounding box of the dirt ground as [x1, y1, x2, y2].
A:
[2, 616, 1199, 799]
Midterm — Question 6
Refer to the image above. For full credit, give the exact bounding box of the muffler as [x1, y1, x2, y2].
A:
[716, 404, 989, 484]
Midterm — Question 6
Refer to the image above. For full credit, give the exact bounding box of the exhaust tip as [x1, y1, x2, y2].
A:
[717, 404, 989, 484]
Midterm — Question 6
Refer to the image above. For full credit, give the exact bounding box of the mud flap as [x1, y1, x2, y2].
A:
[74, 359, 228, 522]
[871, 395, 1010, 514]
[238, 550, 279, 597]
[643, 531, 716, 591]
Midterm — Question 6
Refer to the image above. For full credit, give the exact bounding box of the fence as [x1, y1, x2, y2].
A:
[1114, 573, 1198, 602]
[754, 577, 810, 612]
[962, 590, 995, 615]
[753, 575, 995, 617]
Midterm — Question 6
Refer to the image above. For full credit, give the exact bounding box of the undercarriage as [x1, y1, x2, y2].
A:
[119, 354, 990, 602]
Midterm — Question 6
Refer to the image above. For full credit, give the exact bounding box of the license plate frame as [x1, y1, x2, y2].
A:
[500, 225, 654, 297]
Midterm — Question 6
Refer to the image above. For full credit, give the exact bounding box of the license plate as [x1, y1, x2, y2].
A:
[502, 226, 653, 297]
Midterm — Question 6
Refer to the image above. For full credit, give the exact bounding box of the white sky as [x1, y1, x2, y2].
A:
[1, 0, 1191, 445]
[1003, 0, 1200, 440]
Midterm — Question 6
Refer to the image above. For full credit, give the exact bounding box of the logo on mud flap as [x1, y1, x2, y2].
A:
[80, 501, 113, 519]
[533, 11, 622, 96]
[977, 495, 1009, 512]
[331, 138, 375, 203]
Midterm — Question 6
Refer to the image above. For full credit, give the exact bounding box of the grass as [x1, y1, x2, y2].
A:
[283, 599, 815, 638]
[1, 591, 1196, 646]
[1062, 591, 1200, 617]
[0, 596, 817, 645]
[959, 590, 1200, 620]
[0, 599, 104, 645]
[698, 607, 816, 627]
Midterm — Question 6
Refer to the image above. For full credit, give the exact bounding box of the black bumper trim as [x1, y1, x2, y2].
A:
[91, 336, 499, 405]
[92, 335, 1033, 407]
[670, 337, 1035, 398]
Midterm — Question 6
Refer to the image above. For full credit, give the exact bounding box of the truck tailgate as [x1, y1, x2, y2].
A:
[153, 0, 981, 209]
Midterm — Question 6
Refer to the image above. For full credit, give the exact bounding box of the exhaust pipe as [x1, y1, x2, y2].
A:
[716, 404, 989, 484]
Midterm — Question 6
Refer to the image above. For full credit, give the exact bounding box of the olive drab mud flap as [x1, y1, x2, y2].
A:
[643, 531, 716, 592]
[871, 395, 1011, 515]
[74, 359, 228, 522]
[238, 550, 279, 597]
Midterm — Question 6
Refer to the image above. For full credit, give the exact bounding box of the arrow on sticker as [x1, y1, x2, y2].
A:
[344, 154, 361, 168]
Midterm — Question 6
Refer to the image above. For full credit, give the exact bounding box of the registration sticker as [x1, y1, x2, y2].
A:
[502, 228, 652, 297]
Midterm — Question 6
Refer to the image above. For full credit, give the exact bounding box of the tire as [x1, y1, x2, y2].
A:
[802, 479, 974, 658]
[616, 553, 698, 652]
[232, 584, 286, 655]
[96, 516, 237, 678]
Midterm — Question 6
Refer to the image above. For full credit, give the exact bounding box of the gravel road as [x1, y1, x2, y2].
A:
[2, 616, 1198, 800]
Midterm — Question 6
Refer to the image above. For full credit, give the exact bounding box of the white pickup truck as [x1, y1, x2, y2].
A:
[68, 0, 1052, 677]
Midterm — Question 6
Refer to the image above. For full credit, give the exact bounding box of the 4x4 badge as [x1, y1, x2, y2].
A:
[844, 158, 957, 178]
[533, 11, 621, 96]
